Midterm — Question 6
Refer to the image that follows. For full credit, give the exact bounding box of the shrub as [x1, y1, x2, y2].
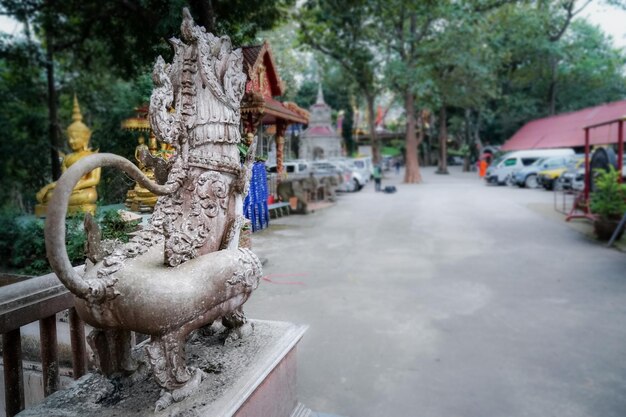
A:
[100, 210, 140, 243]
[11, 219, 47, 275]
[590, 166, 626, 220]
[1, 210, 138, 276]
[0, 210, 20, 269]
[65, 213, 87, 267]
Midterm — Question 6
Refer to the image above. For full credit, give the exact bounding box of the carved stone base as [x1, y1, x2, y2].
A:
[17, 320, 307, 417]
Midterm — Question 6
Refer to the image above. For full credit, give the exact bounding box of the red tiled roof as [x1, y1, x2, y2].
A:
[263, 97, 308, 124]
[240, 42, 284, 97]
[241, 45, 263, 76]
[501, 100, 626, 151]
[306, 126, 335, 136]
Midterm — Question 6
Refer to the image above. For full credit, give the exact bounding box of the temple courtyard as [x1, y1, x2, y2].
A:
[247, 166, 626, 417]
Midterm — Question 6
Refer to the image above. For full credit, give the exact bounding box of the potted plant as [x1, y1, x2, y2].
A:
[590, 166, 626, 241]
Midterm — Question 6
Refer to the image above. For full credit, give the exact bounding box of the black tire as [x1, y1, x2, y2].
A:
[590, 147, 618, 192]
[353, 178, 360, 192]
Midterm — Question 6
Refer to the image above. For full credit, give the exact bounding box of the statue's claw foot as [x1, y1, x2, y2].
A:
[128, 360, 150, 384]
[154, 368, 206, 412]
[225, 321, 254, 346]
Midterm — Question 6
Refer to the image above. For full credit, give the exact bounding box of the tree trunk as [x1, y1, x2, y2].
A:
[473, 110, 483, 150]
[547, 57, 558, 115]
[366, 94, 381, 165]
[403, 92, 421, 183]
[436, 106, 449, 175]
[423, 132, 431, 167]
[45, 29, 62, 180]
[423, 109, 433, 166]
[417, 120, 425, 164]
[462, 108, 471, 172]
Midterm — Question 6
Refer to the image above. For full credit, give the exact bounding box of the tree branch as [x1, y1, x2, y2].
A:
[549, 0, 575, 42]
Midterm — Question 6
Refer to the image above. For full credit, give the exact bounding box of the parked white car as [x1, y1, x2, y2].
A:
[485, 149, 574, 185]
[267, 160, 311, 177]
[345, 157, 372, 183]
[311, 160, 365, 192]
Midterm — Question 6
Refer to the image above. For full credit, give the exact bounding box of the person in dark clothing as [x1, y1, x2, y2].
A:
[373, 165, 382, 191]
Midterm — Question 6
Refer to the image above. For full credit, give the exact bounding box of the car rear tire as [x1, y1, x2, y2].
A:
[525, 174, 538, 189]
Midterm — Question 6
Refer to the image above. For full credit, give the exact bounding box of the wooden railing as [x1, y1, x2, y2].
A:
[0, 269, 87, 417]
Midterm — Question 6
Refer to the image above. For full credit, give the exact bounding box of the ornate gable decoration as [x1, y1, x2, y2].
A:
[242, 41, 285, 99]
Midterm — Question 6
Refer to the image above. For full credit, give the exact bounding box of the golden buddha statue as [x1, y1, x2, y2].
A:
[35, 96, 101, 217]
[124, 134, 159, 212]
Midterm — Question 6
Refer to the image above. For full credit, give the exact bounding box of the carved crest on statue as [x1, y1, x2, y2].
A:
[148, 7, 250, 266]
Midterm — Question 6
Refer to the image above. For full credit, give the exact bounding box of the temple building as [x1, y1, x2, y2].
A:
[240, 41, 309, 174]
[299, 85, 342, 160]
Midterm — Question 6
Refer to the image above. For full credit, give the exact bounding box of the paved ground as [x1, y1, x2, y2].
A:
[246, 166, 626, 417]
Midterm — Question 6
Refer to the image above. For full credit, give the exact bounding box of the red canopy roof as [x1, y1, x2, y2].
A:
[501, 100, 626, 151]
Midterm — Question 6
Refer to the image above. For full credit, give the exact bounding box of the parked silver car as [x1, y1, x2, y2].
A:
[511, 157, 549, 188]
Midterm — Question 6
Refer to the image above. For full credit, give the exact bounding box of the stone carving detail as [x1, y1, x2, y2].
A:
[43, 9, 262, 412]
[147, 8, 248, 266]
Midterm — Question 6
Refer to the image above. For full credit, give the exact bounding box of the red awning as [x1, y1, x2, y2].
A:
[501, 100, 626, 151]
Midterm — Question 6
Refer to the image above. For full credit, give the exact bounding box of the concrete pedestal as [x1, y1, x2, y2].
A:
[17, 320, 309, 417]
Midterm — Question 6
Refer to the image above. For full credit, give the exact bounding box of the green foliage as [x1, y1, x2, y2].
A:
[0, 210, 141, 276]
[257, 20, 313, 101]
[65, 214, 87, 268]
[298, 0, 380, 93]
[294, 80, 319, 109]
[0, 38, 49, 211]
[99, 210, 139, 243]
[0, 209, 20, 267]
[482, 3, 626, 142]
[10, 220, 48, 275]
[554, 21, 626, 111]
[1, 1, 296, 78]
[382, 146, 401, 157]
[189, 0, 296, 48]
[590, 167, 626, 220]
[293, 61, 357, 155]
[298, 0, 626, 157]
[6, 213, 87, 275]
[298, 0, 382, 161]
[0, 0, 295, 213]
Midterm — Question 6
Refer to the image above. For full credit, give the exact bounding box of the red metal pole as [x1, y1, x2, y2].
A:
[618, 120, 624, 184]
[584, 127, 590, 203]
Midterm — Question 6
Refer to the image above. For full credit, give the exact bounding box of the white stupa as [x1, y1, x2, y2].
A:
[299, 84, 342, 160]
